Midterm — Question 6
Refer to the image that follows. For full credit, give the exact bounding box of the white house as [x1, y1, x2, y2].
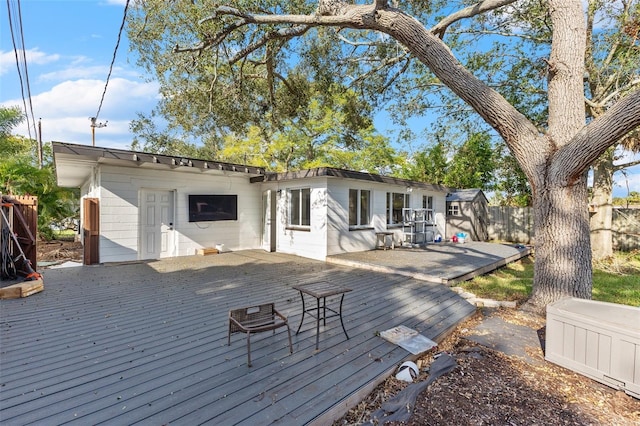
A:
[53, 142, 450, 263]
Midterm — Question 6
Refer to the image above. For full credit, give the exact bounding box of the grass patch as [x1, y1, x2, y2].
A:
[460, 257, 533, 302]
[459, 251, 640, 306]
[592, 251, 640, 305]
[51, 229, 77, 241]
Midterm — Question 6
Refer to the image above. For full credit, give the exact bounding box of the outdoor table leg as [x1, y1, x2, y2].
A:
[339, 293, 349, 340]
[295, 290, 306, 334]
[316, 297, 321, 350]
[322, 297, 327, 326]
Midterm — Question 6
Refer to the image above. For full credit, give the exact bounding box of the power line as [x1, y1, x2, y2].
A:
[6, 0, 41, 167]
[94, 0, 130, 122]
[6, 0, 29, 138]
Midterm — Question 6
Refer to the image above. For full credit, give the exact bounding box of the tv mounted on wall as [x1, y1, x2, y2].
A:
[189, 194, 237, 222]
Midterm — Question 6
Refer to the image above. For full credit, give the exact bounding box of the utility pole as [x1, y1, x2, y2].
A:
[89, 117, 108, 146]
[37, 118, 43, 169]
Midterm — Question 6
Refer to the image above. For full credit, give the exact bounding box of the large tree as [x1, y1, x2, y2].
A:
[444, 132, 496, 190]
[584, 0, 640, 259]
[400, 132, 502, 195]
[127, 3, 399, 173]
[133, 0, 640, 309]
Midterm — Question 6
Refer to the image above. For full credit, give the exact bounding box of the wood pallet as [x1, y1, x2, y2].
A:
[0, 278, 44, 299]
[196, 247, 219, 255]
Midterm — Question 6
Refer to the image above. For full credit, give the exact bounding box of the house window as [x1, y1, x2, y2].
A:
[423, 195, 434, 221]
[387, 192, 409, 225]
[349, 189, 371, 228]
[448, 204, 460, 216]
[289, 188, 311, 227]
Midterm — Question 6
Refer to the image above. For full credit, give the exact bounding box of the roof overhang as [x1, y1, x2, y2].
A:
[52, 142, 266, 188]
[252, 167, 452, 193]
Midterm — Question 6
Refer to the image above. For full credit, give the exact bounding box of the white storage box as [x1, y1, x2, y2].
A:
[546, 297, 640, 398]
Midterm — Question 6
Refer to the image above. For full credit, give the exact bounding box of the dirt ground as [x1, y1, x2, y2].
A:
[37, 239, 83, 263]
[336, 309, 640, 425]
[37, 242, 640, 425]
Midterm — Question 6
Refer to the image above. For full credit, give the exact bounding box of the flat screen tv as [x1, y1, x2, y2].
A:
[189, 194, 237, 222]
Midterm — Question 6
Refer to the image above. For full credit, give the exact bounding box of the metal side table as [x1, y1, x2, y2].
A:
[292, 281, 352, 350]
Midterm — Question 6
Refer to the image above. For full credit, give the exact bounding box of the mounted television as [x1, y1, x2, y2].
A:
[189, 194, 237, 222]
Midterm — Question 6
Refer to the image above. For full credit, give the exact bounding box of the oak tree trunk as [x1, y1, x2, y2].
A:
[531, 177, 593, 306]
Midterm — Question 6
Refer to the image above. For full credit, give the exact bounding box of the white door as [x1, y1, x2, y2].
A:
[141, 190, 175, 259]
[261, 190, 276, 252]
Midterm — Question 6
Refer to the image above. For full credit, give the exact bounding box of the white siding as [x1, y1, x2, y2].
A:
[326, 180, 377, 256]
[267, 179, 328, 261]
[326, 181, 448, 255]
[88, 162, 448, 262]
[96, 165, 261, 263]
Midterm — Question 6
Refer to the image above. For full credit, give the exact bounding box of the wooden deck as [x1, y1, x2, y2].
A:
[0, 250, 476, 425]
[327, 242, 532, 285]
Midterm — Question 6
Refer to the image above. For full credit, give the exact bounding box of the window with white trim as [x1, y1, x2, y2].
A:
[288, 188, 311, 227]
[448, 204, 460, 216]
[349, 189, 371, 228]
[423, 195, 434, 221]
[387, 192, 409, 225]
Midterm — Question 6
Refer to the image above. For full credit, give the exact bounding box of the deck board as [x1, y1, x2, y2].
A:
[1, 250, 477, 425]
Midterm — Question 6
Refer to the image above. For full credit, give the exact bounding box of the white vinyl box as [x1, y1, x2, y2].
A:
[546, 297, 640, 398]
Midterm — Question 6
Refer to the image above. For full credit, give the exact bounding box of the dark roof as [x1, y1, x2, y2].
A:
[53, 142, 450, 193]
[52, 141, 266, 187]
[446, 189, 487, 202]
[252, 167, 451, 193]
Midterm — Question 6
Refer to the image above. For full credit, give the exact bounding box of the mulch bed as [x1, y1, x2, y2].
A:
[336, 309, 640, 425]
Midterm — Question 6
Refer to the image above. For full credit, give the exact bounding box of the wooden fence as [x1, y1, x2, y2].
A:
[613, 209, 640, 251]
[487, 206, 534, 244]
[1, 195, 38, 272]
[487, 206, 640, 251]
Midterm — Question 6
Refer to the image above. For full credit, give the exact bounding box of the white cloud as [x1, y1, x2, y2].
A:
[3, 77, 159, 117]
[0, 49, 60, 76]
[40, 65, 114, 82]
[2, 77, 159, 149]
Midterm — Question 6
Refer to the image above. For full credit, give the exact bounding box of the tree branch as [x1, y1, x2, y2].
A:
[431, 0, 518, 38]
[204, 4, 374, 28]
[175, 4, 376, 56]
[596, 78, 640, 107]
[182, 2, 543, 176]
[173, 19, 248, 53]
[350, 52, 409, 85]
[228, 25, 310, 65]
[614, 158, 640, 172]
[554, 89, 640, 180]
[460, 29, 548, 43]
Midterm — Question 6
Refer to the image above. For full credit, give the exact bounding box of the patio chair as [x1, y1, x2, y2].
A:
[228, 302, 293, 367]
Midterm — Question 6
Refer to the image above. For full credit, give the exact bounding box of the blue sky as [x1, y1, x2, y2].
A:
[1, 0, 638, 197]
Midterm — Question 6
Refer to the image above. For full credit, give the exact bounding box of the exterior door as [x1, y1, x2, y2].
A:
[261, 190, 276, 252]
[140, 190, 175, 259]
[83, 198, 100, 265]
